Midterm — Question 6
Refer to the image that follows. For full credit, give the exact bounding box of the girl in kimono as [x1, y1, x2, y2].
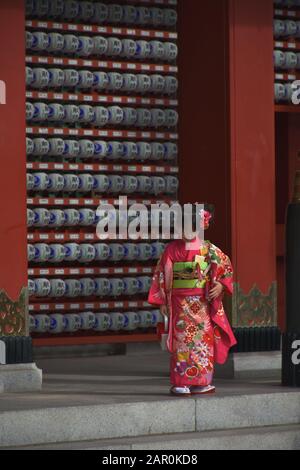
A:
[148, 204, 237, 397]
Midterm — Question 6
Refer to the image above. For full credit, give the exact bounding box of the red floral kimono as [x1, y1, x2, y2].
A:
[148, 238, 237, 387]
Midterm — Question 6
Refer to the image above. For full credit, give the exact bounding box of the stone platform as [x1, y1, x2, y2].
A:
[0, 352, 299, 450]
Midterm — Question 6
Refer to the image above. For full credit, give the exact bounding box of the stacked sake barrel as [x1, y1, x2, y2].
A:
[25, 0, 179, 346]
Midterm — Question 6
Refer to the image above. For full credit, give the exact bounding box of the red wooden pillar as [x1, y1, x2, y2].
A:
[228, 0, 277, 327]
[179, 0, 277, 328]
[0, 0, 28, 339]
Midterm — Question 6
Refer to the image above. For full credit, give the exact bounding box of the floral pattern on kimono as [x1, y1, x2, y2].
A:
[170, 296, 214, 386]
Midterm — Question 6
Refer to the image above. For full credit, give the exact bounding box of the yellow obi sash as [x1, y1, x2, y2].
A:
[172, 261, 207, 289]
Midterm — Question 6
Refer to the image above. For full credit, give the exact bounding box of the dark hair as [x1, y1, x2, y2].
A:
[181, 203, 215, 231]
[203, 203, 215, 225]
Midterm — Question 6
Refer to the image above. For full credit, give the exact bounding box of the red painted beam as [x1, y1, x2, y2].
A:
[32, 333, 158, 347]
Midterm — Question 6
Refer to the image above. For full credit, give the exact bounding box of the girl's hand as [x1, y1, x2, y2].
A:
[208, 281, 224, 301]
[160, 304, 169, 317]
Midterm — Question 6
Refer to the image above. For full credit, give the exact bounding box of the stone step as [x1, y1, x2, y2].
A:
[7, 424, 300, 451]
[1, 390, 300, 448]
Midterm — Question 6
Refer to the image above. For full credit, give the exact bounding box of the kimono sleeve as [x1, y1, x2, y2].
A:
[216, 252, 234, 296]
[210, 244, 234, 296]
[147, 246, 173, 306]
